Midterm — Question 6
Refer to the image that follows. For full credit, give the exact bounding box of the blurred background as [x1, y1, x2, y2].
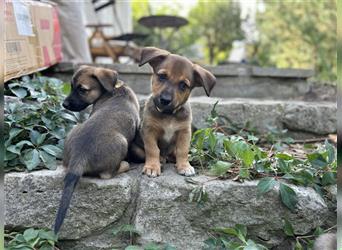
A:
[79, 0, 336, 81]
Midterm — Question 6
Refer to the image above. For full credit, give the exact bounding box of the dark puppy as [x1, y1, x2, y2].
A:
[53, 66, 140, 234]
[133, 47, 216, 177]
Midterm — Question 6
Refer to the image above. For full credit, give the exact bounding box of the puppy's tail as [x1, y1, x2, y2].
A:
[53, 172, 80, 235]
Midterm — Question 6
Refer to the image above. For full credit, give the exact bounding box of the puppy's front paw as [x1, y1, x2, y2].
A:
[176, 162, 196, 176]
[143, 163, 161, 177]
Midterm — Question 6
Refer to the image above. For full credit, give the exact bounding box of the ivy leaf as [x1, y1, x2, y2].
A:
[279, 183, 298, 211]
[39, 150, 57, 170]
[209, 161, 232, 176]
[11, 87, 27, 98]
[307, 153, 327, 168]
[23, 228, 38, 242]
[276, 153, 294, 161]
[21, 149, 41, 170]
[325, 140, 335, 164]
[257, 177, 277, 194]
[321, 172, 336, 186]
[30, 130, 47, 146]
[283, 218, 294, 236]
[208, 130, 217, 152]
[40, 145, 63, 158]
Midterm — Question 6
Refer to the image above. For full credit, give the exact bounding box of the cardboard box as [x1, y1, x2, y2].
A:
[4, 0, 62, 82]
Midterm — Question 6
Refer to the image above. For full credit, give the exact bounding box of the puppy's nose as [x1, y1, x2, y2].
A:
[159, 93, 172, 106]
[62, 100, 70, 109]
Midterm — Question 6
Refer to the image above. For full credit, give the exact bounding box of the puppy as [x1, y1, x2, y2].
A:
[53, 66, 140, 234]
[133, 47, 216, 177]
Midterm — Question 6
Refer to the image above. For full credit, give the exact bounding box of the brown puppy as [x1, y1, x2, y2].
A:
[136, 47, 216, 177]
[53, 66, 140, 234]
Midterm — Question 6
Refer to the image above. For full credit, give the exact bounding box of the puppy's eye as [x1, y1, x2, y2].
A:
[78, 86, 89, 94]
[158, 74, 168, 82]
[179, 81, 188, 92]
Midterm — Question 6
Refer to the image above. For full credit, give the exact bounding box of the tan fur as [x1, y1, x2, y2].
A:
[132, 47, 216, 177]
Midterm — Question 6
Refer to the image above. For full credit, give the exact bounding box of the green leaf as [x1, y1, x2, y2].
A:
[21, 149, 41, 170]
[257, 177, 277, 194]
[11, 87, 27, 98]
[235, 224, 247, 238]
[283, 218, 294, 236]
[277, 159, 291, 173]
[39, 151, 57, 170]
[30, 130, 46, 146]
[23, 228, 38, 242]
[208, 130, 217, 152]
[40, 145, 62, 158]
[8, 128, 24, 142]
[279, 183, 298, 211]
[295, 240, 303, 250]
[7, 145, 22, 155]
[307, 153, 327, 168]
[276, 153, 294, 161]
[325, 140, 335, 164]
[209, 161, 232, 176]
[38, 230, 57, 242]
[322, 172, 336, 186]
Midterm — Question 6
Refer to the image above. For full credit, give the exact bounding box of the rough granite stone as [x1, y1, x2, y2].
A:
[5, 167, 136, 239]
[5, 165, 334, 249]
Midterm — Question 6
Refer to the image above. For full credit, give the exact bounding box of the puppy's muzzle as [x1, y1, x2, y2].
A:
[159, 92, 172, 106]
[153, 91, 175, 114]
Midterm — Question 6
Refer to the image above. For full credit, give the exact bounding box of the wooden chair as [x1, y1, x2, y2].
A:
[87, 0, 147, 63]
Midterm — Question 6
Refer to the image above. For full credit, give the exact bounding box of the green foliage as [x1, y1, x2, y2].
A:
[4, 75, 79, 172]
[131, 1, 243, 64]
[5, 228, 58, 250]
[205, 224, 267, 250]
[190, 102, 337, 211]
[252, 0, 336, 81]
[281, 219, 336, 250]
[188, 0, 243, 64]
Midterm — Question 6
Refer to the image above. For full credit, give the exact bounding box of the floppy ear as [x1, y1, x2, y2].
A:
[193, 64, 216, 96]
[93, 68, 118, 92]
[139, 47, 170, 70]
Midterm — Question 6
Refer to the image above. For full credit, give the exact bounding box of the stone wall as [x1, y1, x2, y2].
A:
[5, 165, 336, 250]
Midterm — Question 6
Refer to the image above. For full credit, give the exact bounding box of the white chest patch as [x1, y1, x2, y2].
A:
[162, 123, 178, 142]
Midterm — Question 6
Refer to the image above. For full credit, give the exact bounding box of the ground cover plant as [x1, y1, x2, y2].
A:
[4, 75, 79, 172]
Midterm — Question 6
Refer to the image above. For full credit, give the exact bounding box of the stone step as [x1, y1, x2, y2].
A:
[138, 95, 336, 138]
[5, 94, 336, 139]
[5, 165, 334, 250]
[42, 62, 334, 101]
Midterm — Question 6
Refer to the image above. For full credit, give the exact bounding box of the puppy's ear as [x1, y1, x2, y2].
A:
[139, 47, 170, 70]
[193, 64, 216, 96]
[93, 68, 118, 92]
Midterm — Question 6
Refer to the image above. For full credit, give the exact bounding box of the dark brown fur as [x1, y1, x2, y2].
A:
[54, 66, 140, 234]
[131, 47, 216, 177]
